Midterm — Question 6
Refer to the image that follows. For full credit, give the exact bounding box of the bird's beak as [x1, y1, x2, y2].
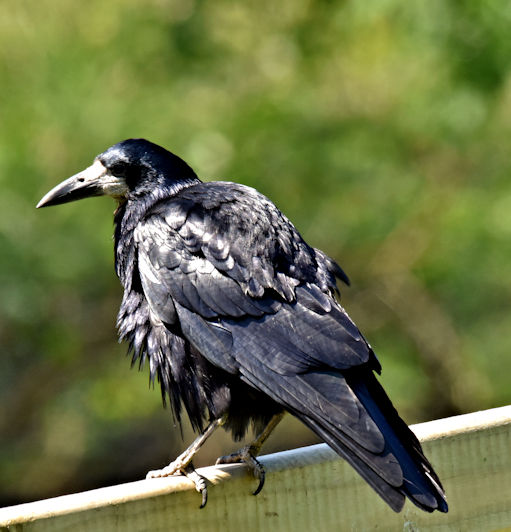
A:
[37, 160, 111, 208]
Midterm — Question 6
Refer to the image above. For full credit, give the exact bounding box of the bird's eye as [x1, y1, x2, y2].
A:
[109, 163, 126, 177]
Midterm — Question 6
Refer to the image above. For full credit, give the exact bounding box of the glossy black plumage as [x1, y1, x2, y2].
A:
[38, 138, 448, 513]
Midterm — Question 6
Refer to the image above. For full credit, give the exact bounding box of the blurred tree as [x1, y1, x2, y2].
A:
[1, 0, 510, 506]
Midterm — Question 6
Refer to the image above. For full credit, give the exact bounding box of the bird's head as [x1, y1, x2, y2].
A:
[37, 138, 198, 208]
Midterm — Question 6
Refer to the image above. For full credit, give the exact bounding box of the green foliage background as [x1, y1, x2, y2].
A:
[1, 0, 511, 506]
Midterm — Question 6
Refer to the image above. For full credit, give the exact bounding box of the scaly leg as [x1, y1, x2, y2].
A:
[215, 412, 285, 495]
[146, 415, 227, 508]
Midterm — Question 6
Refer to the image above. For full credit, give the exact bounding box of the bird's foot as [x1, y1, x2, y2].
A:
[147, 461, 208, 508]
[145, 416, 227, 509]
[215, 445, 265, 495]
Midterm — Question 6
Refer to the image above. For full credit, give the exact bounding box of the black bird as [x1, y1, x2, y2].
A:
[37, 138, 448, 513]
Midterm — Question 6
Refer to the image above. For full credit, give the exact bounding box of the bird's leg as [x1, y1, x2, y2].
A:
[215, 412, 285, 495]
[146, 414, 227, 508]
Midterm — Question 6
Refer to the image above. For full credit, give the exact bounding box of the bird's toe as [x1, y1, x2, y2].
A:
[146, 461, 182, 479]
[183, 464, 208, 508]
[216, 446, 265, 496]
[146, 462, 208, 508]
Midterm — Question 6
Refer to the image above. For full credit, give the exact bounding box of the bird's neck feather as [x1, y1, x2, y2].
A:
[114, 178, 200, 288]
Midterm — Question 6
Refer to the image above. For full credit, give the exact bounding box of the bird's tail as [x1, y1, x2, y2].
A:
[294, 369, 448, 513]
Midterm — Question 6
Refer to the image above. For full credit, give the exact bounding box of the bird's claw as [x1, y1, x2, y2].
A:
[216, 446, 266, 495]
[183, 464, 208, 508]
[146, 461, 208, 508]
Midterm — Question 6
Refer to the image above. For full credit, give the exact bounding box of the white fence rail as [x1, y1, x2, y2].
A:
[1, 405, 511, 531]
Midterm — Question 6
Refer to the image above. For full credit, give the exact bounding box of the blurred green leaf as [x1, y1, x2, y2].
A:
[1, 0, 510, 505]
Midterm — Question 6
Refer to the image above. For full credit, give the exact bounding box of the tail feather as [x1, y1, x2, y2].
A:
[298, 414, 407, 512]
[347, 370, 448, 512]
[295, 369, 448, 513]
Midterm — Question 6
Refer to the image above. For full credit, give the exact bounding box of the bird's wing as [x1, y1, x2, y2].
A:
[134, 182, 369, 376]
